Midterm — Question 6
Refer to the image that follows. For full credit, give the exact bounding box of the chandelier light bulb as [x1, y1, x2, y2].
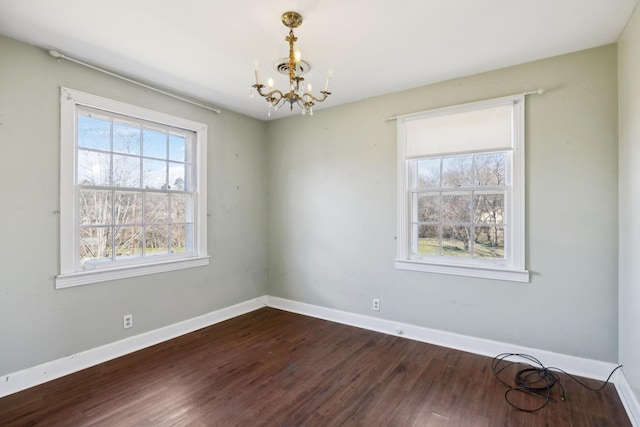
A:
[307, 83, 312, 93]
[324, 68, 333, 92]
[268, 77, 274, 90]
[294, 49, 302, 63]
[253, 60, 260, 85]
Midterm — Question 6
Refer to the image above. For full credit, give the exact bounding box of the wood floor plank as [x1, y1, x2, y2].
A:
[0, 308, 631, 426]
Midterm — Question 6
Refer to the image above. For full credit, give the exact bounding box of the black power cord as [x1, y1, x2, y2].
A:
[491, 353, 622, 412]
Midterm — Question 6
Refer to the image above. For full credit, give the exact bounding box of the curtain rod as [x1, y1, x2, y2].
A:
[384, 89, 545, 122]
[48, 50, 222, 114]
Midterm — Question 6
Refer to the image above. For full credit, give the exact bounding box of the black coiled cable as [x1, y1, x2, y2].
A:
[491, 353, 621, 412]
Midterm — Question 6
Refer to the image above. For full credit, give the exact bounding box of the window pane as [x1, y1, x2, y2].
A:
[78, 114, 110, 151]
[145, 225, 169, 255]
[416, 224, 439, 255]
[144, 192, 169, 223]
[170, 224, 193, 253]
[475, 153, 506, 186]
[113, 154, 140, 188]
[114, 226, 142, 258]
[474, 226, 505, 259]
[442, 194, 471, 223]
[79, 190, 112, 225]
[78, 149, 110, 186]
[417, 194, 439, 222]
[171, 194, 192, 222]
[442, 156, 473, 188]
[169, 134, 186, 162]
[474, 193, 504, 225]
[113, 121, 141, 155]
[144, 128, 167, 159]
[143, 158, 167, 189]
[416, 158, 440, 188]
[442, 225, 471, 256]
[80, 226, 112, 262]
[114, 191, 142, 225]
[168, 162, 187, 191]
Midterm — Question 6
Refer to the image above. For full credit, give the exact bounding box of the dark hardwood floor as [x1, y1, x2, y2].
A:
[0, 308, 630, 426]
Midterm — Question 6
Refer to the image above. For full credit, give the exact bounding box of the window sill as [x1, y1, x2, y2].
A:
[56, 256, 210, 289]
[395, 259, 529, 282]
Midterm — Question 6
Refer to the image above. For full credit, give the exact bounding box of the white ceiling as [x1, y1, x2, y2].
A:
[0, 1, 637, 120]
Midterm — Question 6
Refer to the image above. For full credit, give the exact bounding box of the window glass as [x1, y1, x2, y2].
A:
[442, 156, 473, 188]
[169, 134, 187, 162]
[78, 114, 110, 151]
[113, 121, 141, 155]
[143, 128, 167, 159]
[416, 158, 440, 188]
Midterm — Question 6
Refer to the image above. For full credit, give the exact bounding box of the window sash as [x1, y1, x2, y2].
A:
[57, 87, 209, 288]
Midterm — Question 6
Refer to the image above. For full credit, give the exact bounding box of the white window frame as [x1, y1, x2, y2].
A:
[56, 87, 209, 289]
[395, 95, 529, 282]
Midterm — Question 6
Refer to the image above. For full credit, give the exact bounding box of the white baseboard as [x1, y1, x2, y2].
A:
[0, 296, 267, 399]
[2, 293, 636, 427]
[268, 296, 639, 425]
[615, 370, 640, 427]
[266, 296, 620, 382]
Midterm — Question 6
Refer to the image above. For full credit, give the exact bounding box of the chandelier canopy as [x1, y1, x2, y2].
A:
[251, 11, 332, 117]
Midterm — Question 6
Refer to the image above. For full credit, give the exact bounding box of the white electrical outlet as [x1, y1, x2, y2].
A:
[372, 299, 380, 311]
[123, 314, 133, 329]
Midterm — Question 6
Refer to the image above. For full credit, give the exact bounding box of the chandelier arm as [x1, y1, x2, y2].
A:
[253, 84, 284, 99]
[275, 98, 287, 110]
[296, 98, 311, 109]
[253, 84, 288, 105]
[302, 90, 332, 104]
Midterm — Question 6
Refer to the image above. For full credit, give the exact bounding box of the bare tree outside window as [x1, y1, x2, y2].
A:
[76, 109, 194, 265]
[412, 153, 506, 259]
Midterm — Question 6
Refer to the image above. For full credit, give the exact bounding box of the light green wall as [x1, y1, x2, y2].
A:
[0, 32, 622, 377]
[619, 5, 640, 401]
[0, 35, 268, 376]
[267, 45, 619, 362]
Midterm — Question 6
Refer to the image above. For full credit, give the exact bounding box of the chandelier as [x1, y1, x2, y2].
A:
[251, 11, 332, 117]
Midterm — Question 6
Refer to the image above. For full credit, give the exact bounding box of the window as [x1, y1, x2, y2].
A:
[395, 95, 528, 282]
[56, 88, 209, 288]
